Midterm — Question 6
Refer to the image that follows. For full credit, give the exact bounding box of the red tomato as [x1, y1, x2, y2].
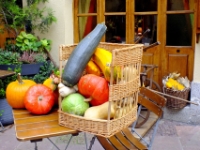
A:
[24, 84, 55, 115]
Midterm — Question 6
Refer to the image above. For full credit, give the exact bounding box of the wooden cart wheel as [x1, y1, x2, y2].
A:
[135, 106, 150, 128]
[143, 78, 161, 91]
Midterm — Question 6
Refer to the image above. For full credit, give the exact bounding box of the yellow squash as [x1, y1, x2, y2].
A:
[43, 77, 57, 91]
[93, 48, 120, 82]
[85, 60, 102, 76]
[84, 101, 115, 119]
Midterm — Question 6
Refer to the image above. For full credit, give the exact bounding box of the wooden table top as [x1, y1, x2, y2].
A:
[13, 109, 79, 141]
[0, 70, 15, 78]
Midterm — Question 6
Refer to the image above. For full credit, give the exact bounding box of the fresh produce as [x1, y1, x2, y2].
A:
[61, 93, 89, 116]
[24, 84, 55, 115]
[43, 77, 57, 91]
[62, 23, 107, 87]
[84, 101, 115, 119]
[53, 89, 59, 106]
[93, 47, 112, 81]
[78, 74, 109, 106]
[85, 60, 102, 76]
[163, 72, 190, 91]
[93, 47, 121, 82]
[6, 73, 36, 109]
[58, 83, 76, 97]
[165, 78, 185, 90]
[43, 75, 59, 105]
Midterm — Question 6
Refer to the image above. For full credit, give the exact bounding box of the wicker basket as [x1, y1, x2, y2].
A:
[163, 86, 190, 109]
[58, 42, 143, 137]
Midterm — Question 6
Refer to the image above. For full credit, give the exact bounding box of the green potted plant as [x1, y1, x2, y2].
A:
[0, 0, 56, 75]
[0, 0, 57, 38]
[0, 31, 52, 75]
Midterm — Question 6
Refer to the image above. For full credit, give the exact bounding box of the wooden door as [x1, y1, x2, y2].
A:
[73, 0, 196, 87]
[160, 0, 195, 86]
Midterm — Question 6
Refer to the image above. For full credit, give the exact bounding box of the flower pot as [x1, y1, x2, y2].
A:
[0, 62, 46, 76]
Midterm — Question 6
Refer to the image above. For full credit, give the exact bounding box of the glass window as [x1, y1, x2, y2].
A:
[78, 0, 97, 13]
[134, 15, 157, 45]
[105, 0, 125, 12]
[105, 15, 126, 43]
[78, 17, 97, 40]
[166, 14, 193, 46]
[135, 0, 157, 12]
[167, 0, 194, 11]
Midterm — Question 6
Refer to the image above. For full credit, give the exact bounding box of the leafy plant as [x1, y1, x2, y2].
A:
[4, 39, 20, 53]
[0, 49, 21, 65]
[0, 0, 57, 37]
[32, 61, 56, 83]
[18, 51, 47, 63]
[16, 31, 51, 53]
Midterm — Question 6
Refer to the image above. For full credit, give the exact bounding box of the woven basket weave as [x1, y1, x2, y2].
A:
[58, 42, 143, 137]
[163, 86, 190, 109]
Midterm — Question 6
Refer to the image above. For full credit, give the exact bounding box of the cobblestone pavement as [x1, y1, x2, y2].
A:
[156, 119, 197, 136]
[1, 118, 200, 150]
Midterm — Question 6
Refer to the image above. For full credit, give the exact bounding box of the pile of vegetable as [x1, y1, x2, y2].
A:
[59, 23, 115, 119]
[162, 72, 190, 91]
[6, 72, 60, 115]
[58, 22, 141, 120]
[59, 23, 140, 120]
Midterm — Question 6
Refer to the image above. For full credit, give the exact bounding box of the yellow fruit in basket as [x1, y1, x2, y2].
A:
[93, 47, 121, 82]
[85, 60, 102, 76]
[166, 78, 185, 90]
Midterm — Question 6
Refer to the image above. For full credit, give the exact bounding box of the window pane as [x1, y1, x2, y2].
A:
[135, 0, 157, 12]
[105, 15, 126, 43]
[167, 0, 194, 11]
[134, 15, 157, 45]
[78, 0, 97, 13]
[166, 14, 193, 46]
[78, 17, 97, 40]
[105, 0, 125, 12]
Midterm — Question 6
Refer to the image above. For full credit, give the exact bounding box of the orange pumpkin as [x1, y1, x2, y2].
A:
[24, 84, 55, 115]
[78, 74, 109, 106]
[6, 73, 36, 108]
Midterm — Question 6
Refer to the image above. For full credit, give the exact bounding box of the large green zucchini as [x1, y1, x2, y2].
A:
[62, 23, 107, 87]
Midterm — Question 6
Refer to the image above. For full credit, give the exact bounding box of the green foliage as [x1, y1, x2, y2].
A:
[4, 39, 21, 53]
[0, 50, 21, 65]
[0, 0, 57, 37]
[16, 31, 39, 51]
[32, 61, 56, 83]
[1, 31, 51, 64]
[16, 31, 51, 53]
